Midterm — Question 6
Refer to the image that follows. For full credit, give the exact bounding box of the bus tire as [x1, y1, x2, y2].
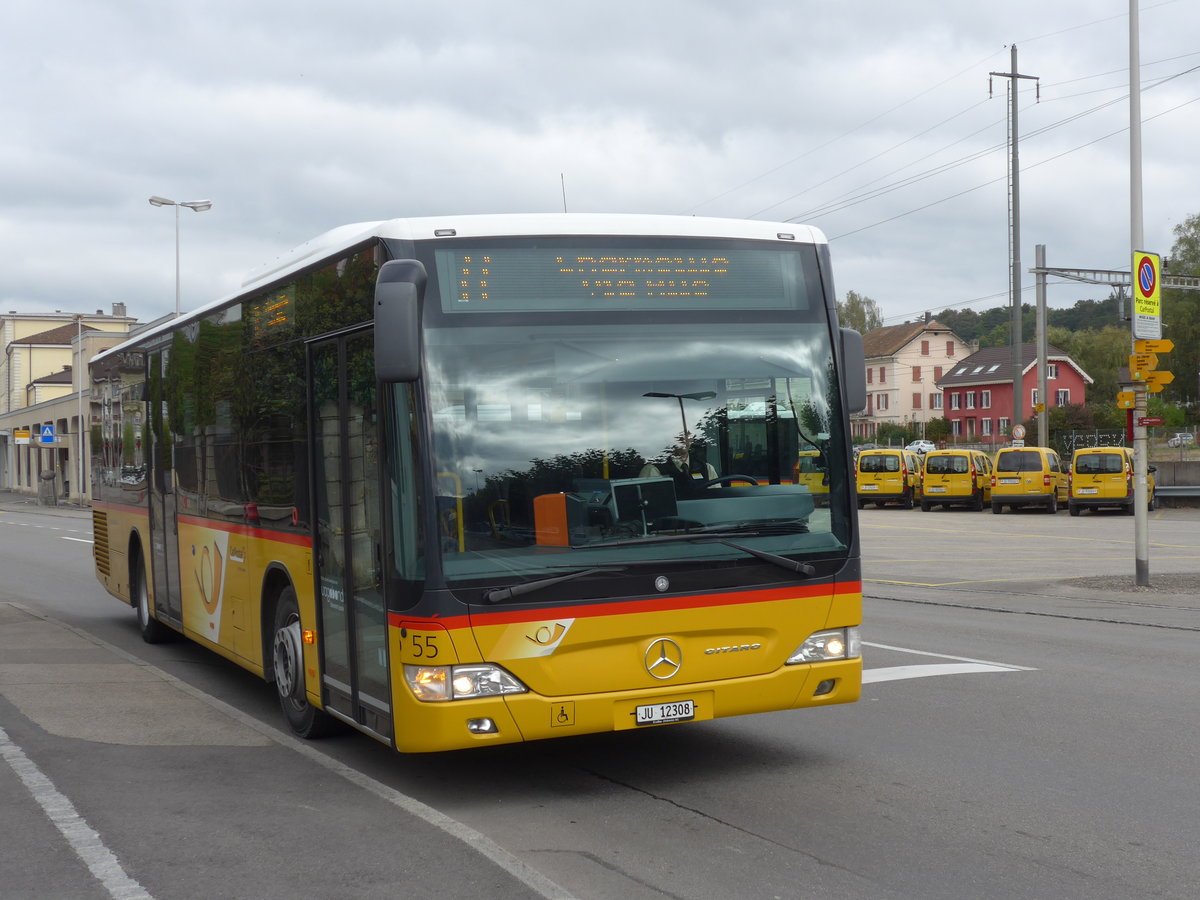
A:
[1069, 502, 1081, 517]
[1046, 493, 1058, 514]
[992, 501, 1002, 515]
[134, 556, 172, 644]
[272, 587, 339, 739]
[920, 500, 931, 512]
[972, 490, 984, 512]
[902, 489, 914, 510]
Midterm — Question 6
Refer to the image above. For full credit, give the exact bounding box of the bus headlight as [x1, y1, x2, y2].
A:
[786, 627, 862, 665]
[404, 664, 528, 702]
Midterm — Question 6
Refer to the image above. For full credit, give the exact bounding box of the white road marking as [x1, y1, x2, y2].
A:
[864, 663, 1023, 683]
[0, 724, 153, 900]
[62, 536, 93, 543]
[864, 641, 1036, 670]
[862, 640, 1035, 684]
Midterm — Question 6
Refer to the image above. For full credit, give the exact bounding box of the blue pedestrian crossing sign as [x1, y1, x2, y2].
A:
[39, 425, 56, 445]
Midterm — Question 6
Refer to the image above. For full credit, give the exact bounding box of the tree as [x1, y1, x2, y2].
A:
[838, 291, 883, 333]
[1048, 323, 1129, 410]
[1164, 214, 1200, 412]
[924, 417, 951, 442]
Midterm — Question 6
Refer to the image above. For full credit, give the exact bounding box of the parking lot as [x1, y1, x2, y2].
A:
[857, 503, 1200, 627]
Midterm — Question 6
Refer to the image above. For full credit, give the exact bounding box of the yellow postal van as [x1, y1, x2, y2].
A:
[991, 446, 1068, 514]
[856, 448, 923, 509]
[793, 450, 830, 506]
[920, 449, 992, 511]
[1068, 446, 1156, 516]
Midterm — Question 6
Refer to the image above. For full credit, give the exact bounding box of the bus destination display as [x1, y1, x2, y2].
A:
[434, 245, 807, 312]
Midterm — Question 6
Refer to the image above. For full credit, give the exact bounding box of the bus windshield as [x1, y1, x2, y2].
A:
[421, 319, 848, 586]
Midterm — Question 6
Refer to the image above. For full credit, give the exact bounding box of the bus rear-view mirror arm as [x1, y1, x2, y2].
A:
[375, 259, 428, 382]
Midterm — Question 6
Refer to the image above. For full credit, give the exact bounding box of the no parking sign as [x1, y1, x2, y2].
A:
[1132, 250, 1162, 340]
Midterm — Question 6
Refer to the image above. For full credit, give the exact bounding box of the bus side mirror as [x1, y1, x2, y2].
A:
[375, 259, 428, 383]
[840, 327, 866, 413]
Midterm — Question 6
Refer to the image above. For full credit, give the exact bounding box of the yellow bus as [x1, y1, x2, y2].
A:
[90, 213, 865, 752]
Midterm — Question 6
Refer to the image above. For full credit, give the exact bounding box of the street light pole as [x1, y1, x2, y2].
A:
[76, 314, 85, 505]
[148, 196, 212, 317]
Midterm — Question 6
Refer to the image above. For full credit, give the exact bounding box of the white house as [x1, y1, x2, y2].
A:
[852, 317, 969, 441]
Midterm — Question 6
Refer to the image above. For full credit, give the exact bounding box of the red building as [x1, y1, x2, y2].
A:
[935, 344, 1092, 445]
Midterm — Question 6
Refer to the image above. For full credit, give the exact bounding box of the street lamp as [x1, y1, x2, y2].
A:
[148, 195, 212, 317]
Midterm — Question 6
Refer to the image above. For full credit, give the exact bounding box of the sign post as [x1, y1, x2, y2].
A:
[1130, 250, 1162, 588]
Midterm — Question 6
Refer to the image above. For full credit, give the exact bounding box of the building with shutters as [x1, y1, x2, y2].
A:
[852, 318, 969, 441]
[935, 343, 1092, 444]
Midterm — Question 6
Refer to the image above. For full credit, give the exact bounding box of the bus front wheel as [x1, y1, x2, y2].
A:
[272, 587, 338, 739]
[134, 557, 172, 644]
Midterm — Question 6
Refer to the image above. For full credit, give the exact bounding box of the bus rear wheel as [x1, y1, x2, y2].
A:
[272, 587, 339, 739]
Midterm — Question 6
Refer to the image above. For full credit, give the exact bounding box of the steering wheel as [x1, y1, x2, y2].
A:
[701, 474, 759, 488]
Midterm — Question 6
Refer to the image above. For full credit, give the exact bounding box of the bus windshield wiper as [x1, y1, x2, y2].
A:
[482, 566, 625, 604]
[590, 532, 817, 577]
[700, 538, 816, 576]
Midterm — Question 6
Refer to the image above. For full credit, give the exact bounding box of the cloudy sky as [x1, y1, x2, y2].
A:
[3, 1, 1197, 327]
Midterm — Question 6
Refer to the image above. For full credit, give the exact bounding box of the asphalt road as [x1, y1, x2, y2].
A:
[2, 499, 1198, 899]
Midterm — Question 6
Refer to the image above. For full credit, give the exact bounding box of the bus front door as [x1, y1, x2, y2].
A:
[308, 330, 392, 741]
[146, 349, 182, 629]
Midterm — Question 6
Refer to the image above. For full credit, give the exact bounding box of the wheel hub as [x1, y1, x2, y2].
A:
[273, 619, 303, 696]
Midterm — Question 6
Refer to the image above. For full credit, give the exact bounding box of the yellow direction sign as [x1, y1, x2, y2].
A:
[1129, 352, 1159, 378]
[1116, 391, 1136, 409]
[1143, 370, 1175, 393]
[1135, 338, 1173, 354]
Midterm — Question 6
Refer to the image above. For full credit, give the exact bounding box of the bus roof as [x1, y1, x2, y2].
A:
[94, 213, 827, 365]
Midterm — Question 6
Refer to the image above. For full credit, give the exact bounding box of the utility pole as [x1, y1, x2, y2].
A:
[1035, 245, 1048, 444]
[991, 46, 1039, 436]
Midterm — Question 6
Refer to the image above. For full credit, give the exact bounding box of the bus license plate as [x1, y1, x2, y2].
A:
[927, 486, 946, 493]
[860, 484, 877, 490]
[1078, 487, 1098, 495]
[635, 699, 695, 726]
[999, 478, 1019, 484]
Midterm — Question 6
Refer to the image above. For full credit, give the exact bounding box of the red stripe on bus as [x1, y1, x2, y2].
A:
[176, 514, 313, 547]
[388, 581, 862, 630]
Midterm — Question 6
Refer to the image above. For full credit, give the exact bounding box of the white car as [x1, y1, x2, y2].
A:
[905, 440, 936, 454]
[1166, 432, 1195, 448]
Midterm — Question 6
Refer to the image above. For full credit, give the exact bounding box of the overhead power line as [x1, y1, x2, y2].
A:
[801, 65, 1200, 231]
[826, 89, 1200, 241]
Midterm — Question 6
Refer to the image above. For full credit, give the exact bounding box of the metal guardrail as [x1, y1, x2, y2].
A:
[1154, 485, 1200, 497]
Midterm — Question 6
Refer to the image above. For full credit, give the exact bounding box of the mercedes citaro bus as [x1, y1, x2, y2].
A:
[90, 213, 866, 752]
